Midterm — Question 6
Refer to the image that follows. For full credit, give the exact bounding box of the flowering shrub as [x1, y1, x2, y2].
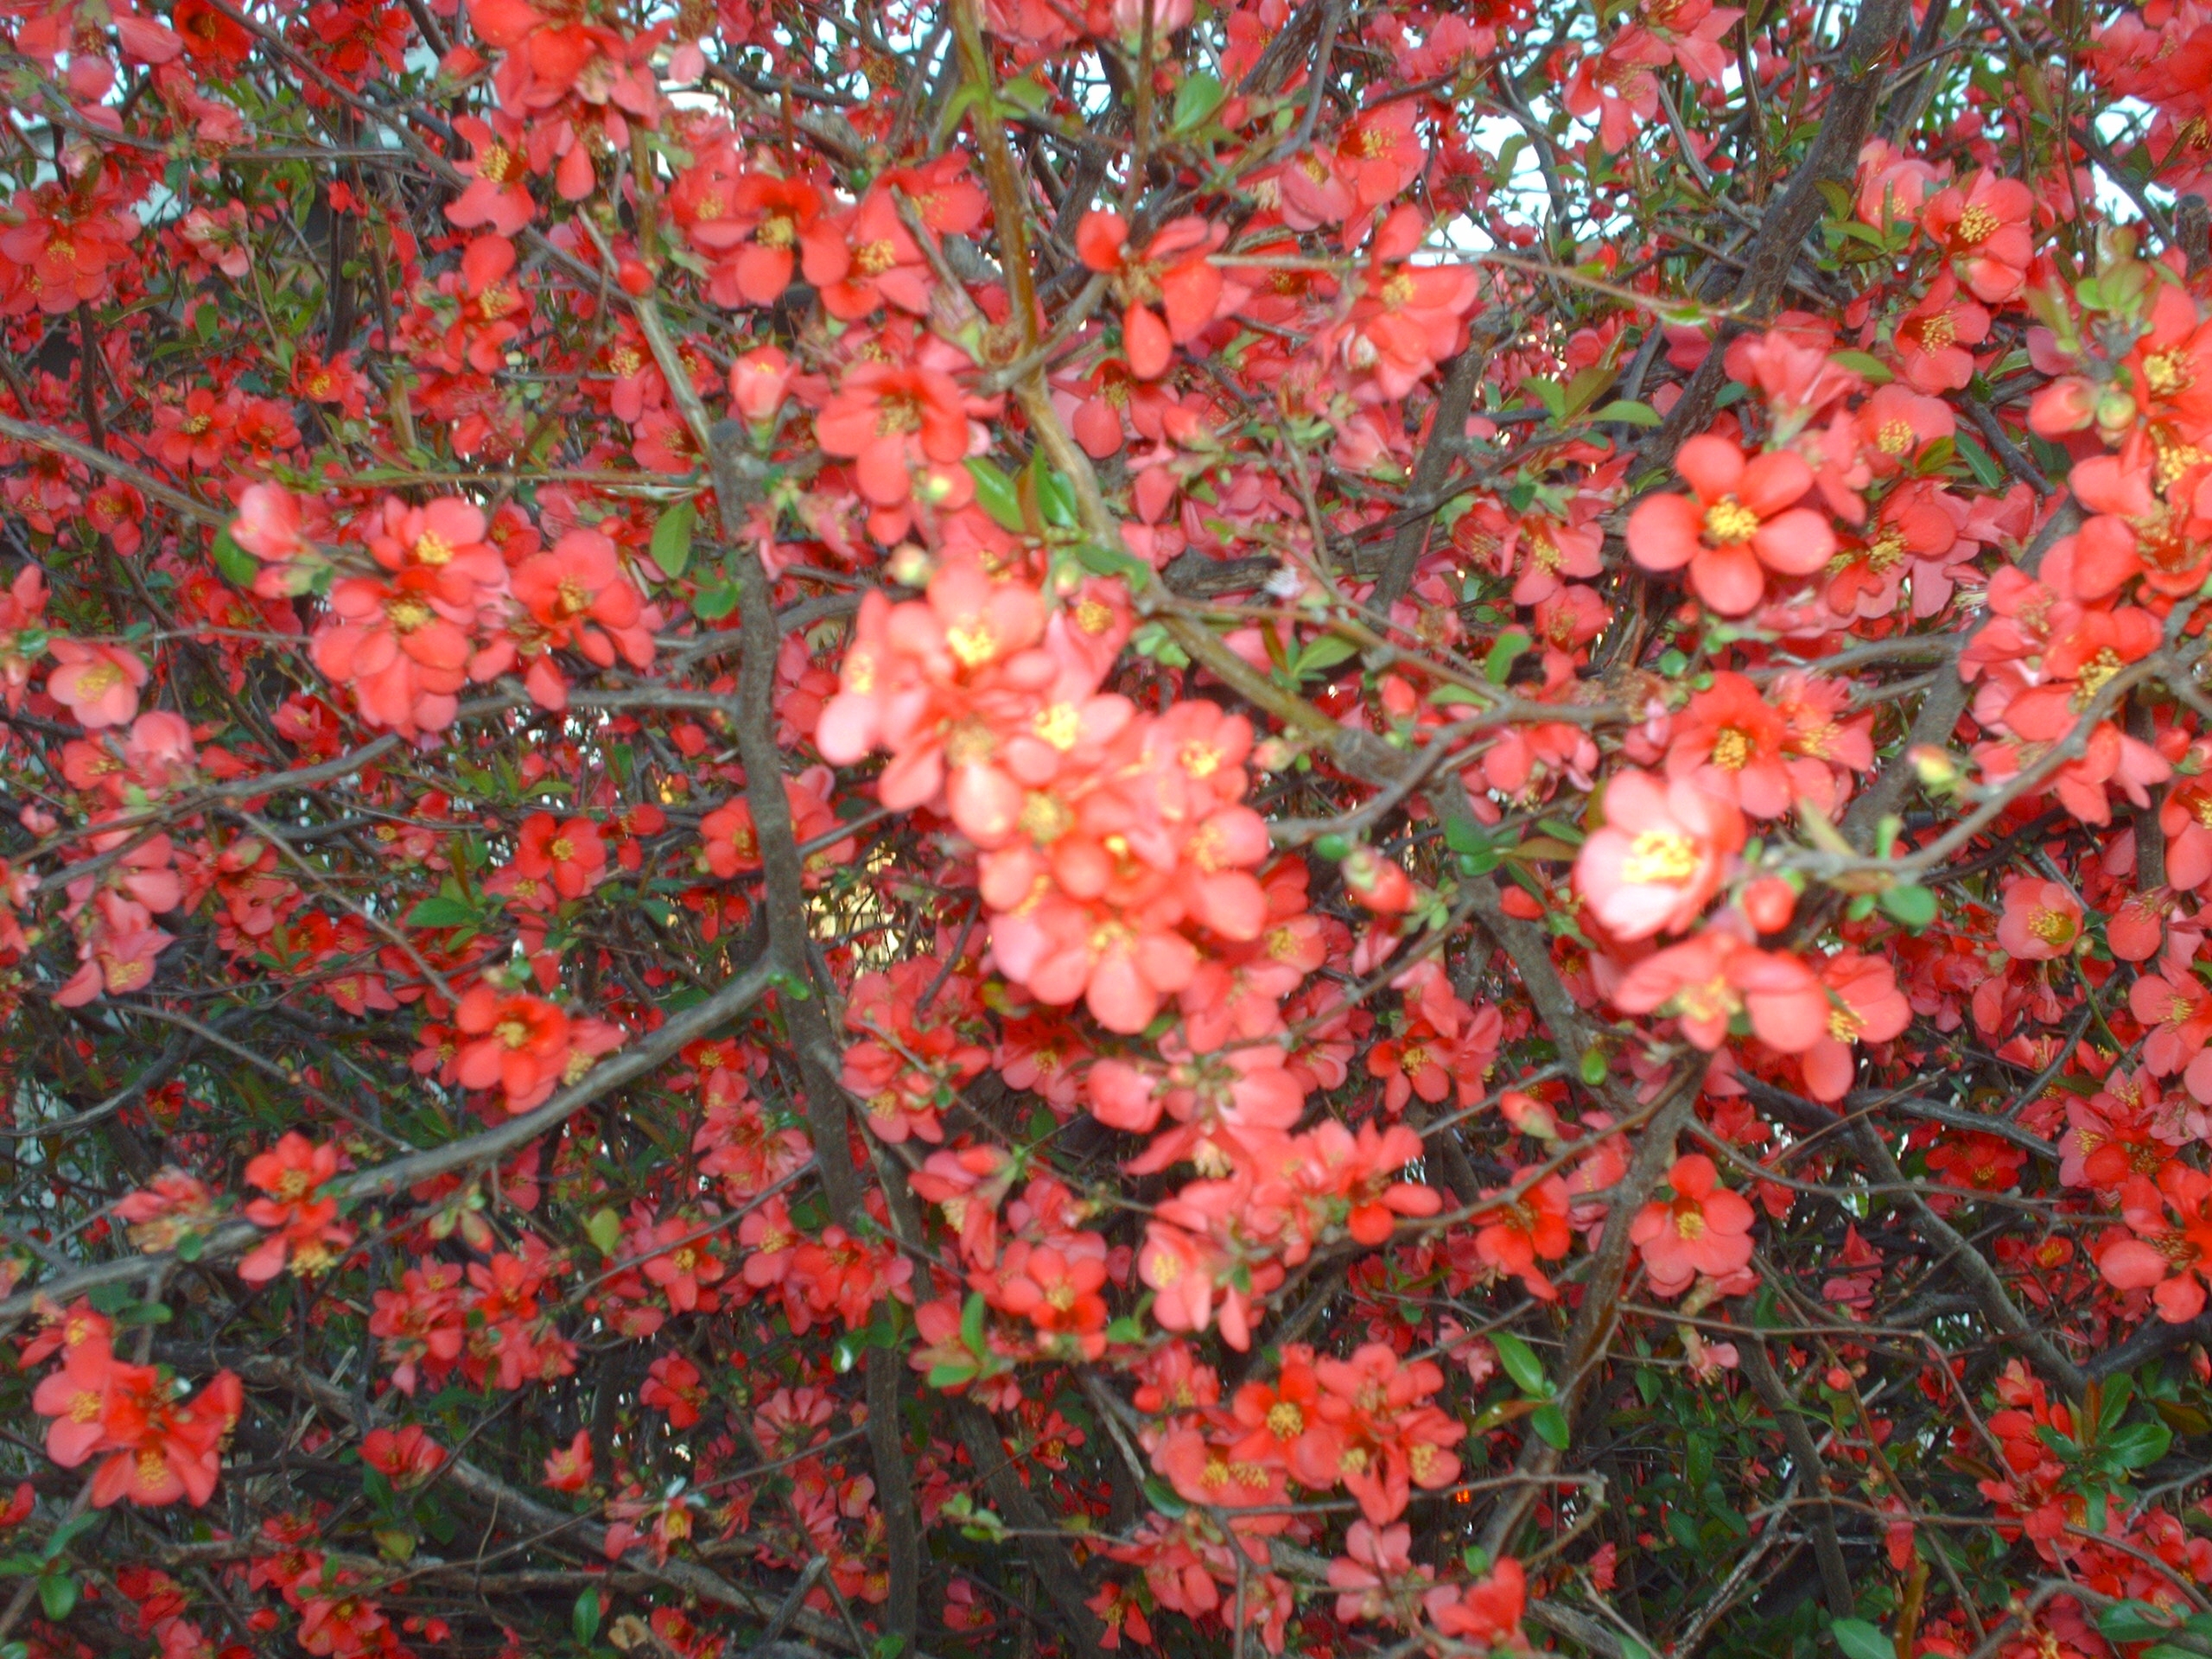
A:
[7, 0, 2212, 1657]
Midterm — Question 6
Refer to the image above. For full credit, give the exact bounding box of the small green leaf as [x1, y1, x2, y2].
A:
[651, 500, 696, 579]
[1530, 1402, 1570, 1449]
[1592, 399, 1662, 427]
[1878, 885, 1938, 930]
[1580, 1046, 1610, 1088]
[574, 1587, 603, 1646]
[405, 896, 477, 929]
[1484, 628, 1532, 684]
[2103, 1420, 2172, 1470]
[1491, 1331, 1549, 1397]
[925, 1361, 977, 1389]
[2101, 1601, 2180, 1643]
[692, 572, 741, 621]
[1296, 636, 1361, 679]
[1827, 350, 1895, 385]
[585, 1208, 622, 1257]
[211, 526, 257, 586]
[1831, 1618, 1893, 1659]
[960, 1291, 989, 1356]
[37, 1573, 76, 1623]
[1953, 430, 2006, 490]
[1142, 1476, 1188, 1517]
[1172, 71, 1225, 131]
[966, 459, 1024, 531]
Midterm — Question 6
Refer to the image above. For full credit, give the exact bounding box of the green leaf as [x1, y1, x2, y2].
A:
[211, 526, 257, 586]
[37, 1573, 76, 1623]
[404, 896, 477, 929]
[1172, 71, 1225, 132]
[1105, 1316, 1146, 1344]
[1592, 399, 1662, 427]
[2102, 1419, 2172, 1470]
[650, 500, 696, 579]
[692, 572, 741, 621]
[1142, 1476, 1188, 1517]
[573, 1587, 603, 1646]
[1953, 430, 2006, 490]
[585, 1208, 623, 1257]
[1878, 885, 1938, 930]
[2102, 1602, 2181, 1643]
[961, 1291, 989, 1356]
[1491, 1330, 1549, 1397]
[1297, 636, 1361, 679]
[925, 1361, 977, 1389]
[1831, 1618, 1892, 1659]
[1828, 350, 1895, 385]
[1484, 628, 1532, 684]
[1444, 812, 1492, 857]
[1580, 1046, 1610, 1087]
[966, 459, 1024, 531]
[1530, 1402, 1570, 1449]
[1523, 378, 1567, 419]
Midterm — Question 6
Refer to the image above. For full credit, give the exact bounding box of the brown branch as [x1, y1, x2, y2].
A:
[1737, 1336, 1857, 1620]
[0, 953, 781, 1324]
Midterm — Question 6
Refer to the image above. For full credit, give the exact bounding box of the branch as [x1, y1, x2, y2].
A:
[0, 954, 780, 1324]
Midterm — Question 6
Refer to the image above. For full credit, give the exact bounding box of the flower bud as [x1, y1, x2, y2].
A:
[728, 346, 791, 425]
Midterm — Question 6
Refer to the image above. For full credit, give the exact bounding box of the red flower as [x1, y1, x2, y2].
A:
[799, 188, 931, 319]
[1611, 927, 1828, 1053]
[1630, 1155, 1756, 1296]
[1996, 878, 2084, 962]
[510, 528, 659, 695]
[1077, 211, 1230, 380]
[453, 986, 574, 1111]
[2101, 1161, 2212, 1321]
[640, 1353, 709, 1428]
[1921, 169, 2035, 303]
[239, 1132, 356, 1284]
[543, 1429, 594, 1492]
[1626, 435, 1836, 615]
[1574, 767, 1745, 941]
[47, 641, 149, 729]
[817, 360, 977, 514]
[1473, 1175, 1573, 1300]
[361, 1425, 446, 1489]
[447, 113, 536, 236]
[515, 812, 607, 899]
[1423, 1557, 1528, 1649]
[1800, 950, 1911, 1102]
[1892, 273, 1990, 393]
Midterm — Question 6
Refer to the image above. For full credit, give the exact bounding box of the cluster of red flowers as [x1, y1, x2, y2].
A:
[26, 1303, 241, 1509]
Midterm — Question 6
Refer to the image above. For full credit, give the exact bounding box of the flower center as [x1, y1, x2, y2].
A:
[2145, 350, 2194, 396]
[2028, 909, 2075, 947]
[1675, 1206, 1707, 1240]
[478, 143, 514, 184]
[1711, 728, 1751, 771]
[385, 595, 435, 632]
[1877, 418, 1915, 454]
[1267, 1402, 1304, 1439]
[414, 531, 454, 566]
[496, 1017, 532, 1049]
[1619, 829, 1700, 884]
[944, 621, 996, 668]
[1914, 311, 1955, 350]
[1033, 702, 1082, 750]
[2073, 646, 2124, 708]
[1701, 496, 1761, 545]
[876, 390, 925, 436]
[757, 213, 795, 248]
[855, 238, 899, 276]
[1953, 203, 1999, 245]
